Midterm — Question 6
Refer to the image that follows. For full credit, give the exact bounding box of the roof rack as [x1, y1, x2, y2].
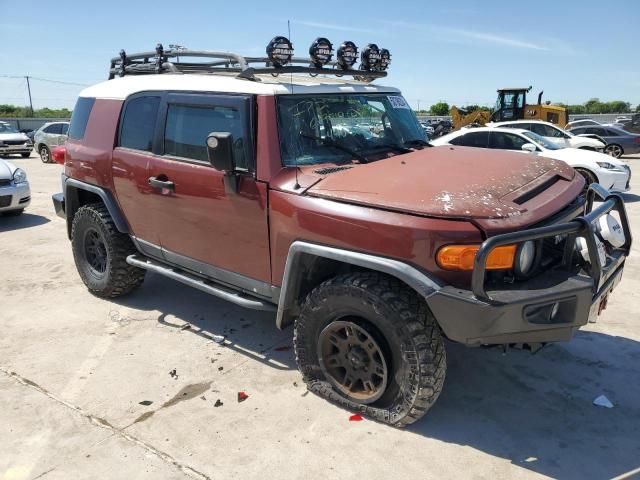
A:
[108, 43, 388, 83]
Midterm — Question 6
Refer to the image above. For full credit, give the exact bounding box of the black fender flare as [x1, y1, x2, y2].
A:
[275, 241, 444, 329]
[64, 177, 130, 236]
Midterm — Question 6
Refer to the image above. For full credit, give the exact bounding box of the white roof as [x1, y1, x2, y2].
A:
[80, 73, 400, 100]
[489, 119, 556, 126]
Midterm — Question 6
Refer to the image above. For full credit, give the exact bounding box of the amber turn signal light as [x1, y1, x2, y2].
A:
[436, 244, 517, 271]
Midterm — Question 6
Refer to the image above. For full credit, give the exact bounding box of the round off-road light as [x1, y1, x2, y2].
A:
[309, 37, 333, 68]
[377, 48, 391, 71]
[266, 36, 294, 67]
[206, 136, 218, 149]
[515, 241, 536, 276]
[597, 213, 625, 248]
[336, 41, 358, 70]
[360, 43, 382, 71]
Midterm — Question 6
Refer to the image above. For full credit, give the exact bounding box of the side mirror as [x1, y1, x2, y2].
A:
[207, 132, 235, 172]
[207, 132, 239, 193]
[521, 143, 537, 153]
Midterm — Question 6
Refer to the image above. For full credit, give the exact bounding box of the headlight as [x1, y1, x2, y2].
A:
[13, 168, 27, 183]
[515, 241, 536, 276]
[596, 161, 616, 169]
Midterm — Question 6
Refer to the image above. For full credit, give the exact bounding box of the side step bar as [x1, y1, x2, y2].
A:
[126, 255, 277, 312]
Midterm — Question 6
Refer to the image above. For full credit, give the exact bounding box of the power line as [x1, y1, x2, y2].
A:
[0, 74, 91, 87]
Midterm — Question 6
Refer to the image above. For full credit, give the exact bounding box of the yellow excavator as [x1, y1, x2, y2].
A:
[450, 86, 568, 130]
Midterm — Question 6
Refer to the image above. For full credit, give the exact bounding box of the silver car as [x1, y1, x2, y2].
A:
[0, 122, 34, 158]
[33, 121, 69, 163]
[0, 159, 30, 215]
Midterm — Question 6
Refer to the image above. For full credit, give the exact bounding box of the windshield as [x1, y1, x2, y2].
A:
[276, 94, 427, 166]
[0, 123, 19, 134]
[521, 131, 562, 150]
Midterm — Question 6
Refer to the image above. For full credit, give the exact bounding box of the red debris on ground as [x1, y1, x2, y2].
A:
[349, 414, 363, 422]
[237, 391, 249, 402]
[274, 346, 291, 351]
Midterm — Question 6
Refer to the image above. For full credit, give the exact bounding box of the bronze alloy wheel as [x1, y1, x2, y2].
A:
[317, 319, 389, 404]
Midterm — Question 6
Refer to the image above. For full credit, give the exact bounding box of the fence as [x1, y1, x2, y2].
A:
[0, 117, 70, 131]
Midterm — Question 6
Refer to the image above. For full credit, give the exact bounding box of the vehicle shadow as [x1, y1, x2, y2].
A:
[0, 213, 50, 232]
[113, 272, 639, 478]
[621, 192, 640, 203]
[112, 272, 296, 371]
[411, 331, 640, 479]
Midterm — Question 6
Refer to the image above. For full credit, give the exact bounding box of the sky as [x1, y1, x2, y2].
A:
[1, 0, 639, 111]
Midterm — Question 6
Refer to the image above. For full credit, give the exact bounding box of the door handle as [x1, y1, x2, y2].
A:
[148, 176, 175, 191]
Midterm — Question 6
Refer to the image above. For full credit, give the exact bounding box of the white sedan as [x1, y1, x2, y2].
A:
[0, 159, 31, 215]
[487, 120, 605, 151]
[432, 127, 630, 192]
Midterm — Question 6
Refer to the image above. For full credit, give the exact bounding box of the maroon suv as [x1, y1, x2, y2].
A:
[52, 42, 631, 426]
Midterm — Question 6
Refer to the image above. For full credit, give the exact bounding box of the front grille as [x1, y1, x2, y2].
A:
[0, 195, 11, 207]
[1, 140, 27, 146]
[0, 179, 11, 187]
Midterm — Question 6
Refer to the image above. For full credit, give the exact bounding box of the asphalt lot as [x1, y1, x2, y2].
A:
[1, 152, 639, 480]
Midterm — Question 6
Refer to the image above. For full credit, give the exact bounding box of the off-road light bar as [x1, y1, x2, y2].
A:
[309, 37, 334, 68]
[360, 43, 382, 72]
[336, 41, 358, 70]
[266, 36, 294, 67]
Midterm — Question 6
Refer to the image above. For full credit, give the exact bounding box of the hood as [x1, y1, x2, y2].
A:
[546, 147, 627, 168]
[571, 135, 603, 147]
[305, 146, 583, 231]
[0, 132, 29, 142]
[0, 160, 16, 180]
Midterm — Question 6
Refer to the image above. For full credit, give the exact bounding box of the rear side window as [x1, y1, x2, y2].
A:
[164, 104, 249, 168]
[488, 132, 529, 150]
[68, 97, 95, 140]
[451, 131, 489, 148]
[119, 96, 161, 152]
[606, 129, 621, 136]
[44, 123, 63, 134]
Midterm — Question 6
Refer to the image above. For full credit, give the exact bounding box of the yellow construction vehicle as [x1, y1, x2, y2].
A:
[450, 86, 568, 130]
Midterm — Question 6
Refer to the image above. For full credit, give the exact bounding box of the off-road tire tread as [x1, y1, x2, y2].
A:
[71, 203, 144, 298]
[294, 271, 446, 427]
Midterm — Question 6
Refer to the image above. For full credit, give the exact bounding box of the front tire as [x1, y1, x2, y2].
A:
[576, 168, 597, 192]
[71, 203, 145, 298]
[21, 152, 31, 158]
[39, 145, 51, 163]
[294, 272, 446, 427]
[604, 144, 623, 158]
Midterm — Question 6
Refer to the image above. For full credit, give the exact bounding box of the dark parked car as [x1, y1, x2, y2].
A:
[568, 125, 640, 158]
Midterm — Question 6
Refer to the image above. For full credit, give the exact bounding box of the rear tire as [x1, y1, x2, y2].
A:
[294, 272, 446, 427]
[21, 152, 30, 158]
[39, 145, 51, 163]
[604, 144, 623, 158]
[71, 203, 145, 298]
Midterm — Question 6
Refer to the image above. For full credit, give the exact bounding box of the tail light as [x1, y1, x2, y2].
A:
[634, 137, 640, 144]
[52, 146, 66, 165]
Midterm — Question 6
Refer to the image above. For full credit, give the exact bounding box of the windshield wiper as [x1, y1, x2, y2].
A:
[300, 132, 369, 163]
[403, 139, 432, 149]
[369, 143, 412, 154]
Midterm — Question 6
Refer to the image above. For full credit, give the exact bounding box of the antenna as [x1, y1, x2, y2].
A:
[288, 19, 301, 190]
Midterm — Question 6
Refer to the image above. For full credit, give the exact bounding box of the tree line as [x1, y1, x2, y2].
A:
[0, 104, 72, 118]
[416, 99, 640, 116]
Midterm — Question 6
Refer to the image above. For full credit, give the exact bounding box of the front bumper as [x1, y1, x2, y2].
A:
[598, 167, 631, 193]
[0, 182, 31, 211]
[0, 144, 33, 155]
[429, 185, 631, 346]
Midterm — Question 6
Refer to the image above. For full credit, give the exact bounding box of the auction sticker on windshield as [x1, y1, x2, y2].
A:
[388, 96, 410, 109]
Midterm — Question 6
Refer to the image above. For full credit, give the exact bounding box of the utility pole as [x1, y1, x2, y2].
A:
[25, 76, 34, 117]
